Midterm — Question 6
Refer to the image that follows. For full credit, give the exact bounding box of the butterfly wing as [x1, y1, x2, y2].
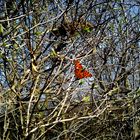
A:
[83, 70, 92, 78]
[74, 60, 83, 69]
[74, 60, 84, 79]
[74, 60, 92, 79]
[75, 69, 84, 79]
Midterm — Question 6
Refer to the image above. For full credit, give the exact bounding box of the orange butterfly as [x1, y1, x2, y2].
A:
[74, 60, 92, 79]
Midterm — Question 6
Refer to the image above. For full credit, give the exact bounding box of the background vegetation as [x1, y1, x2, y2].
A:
[0, 0, 140, 139]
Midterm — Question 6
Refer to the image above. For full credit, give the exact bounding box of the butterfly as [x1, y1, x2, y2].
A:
[74, 60, 92, 79]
